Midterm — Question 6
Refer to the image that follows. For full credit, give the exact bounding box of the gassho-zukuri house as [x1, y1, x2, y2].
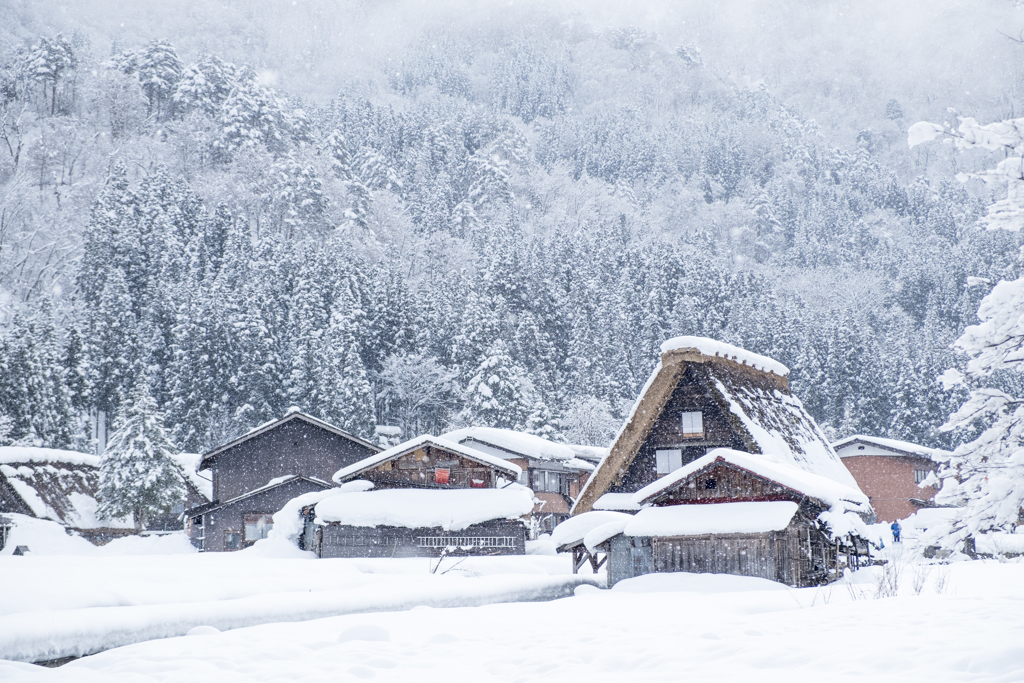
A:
[564, 336, 873, 587]
[296, 435, 535, 558]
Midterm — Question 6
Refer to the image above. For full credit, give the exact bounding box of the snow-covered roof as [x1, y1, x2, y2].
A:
[550, 510, 634, 549]
[660, 336, 790, 377]
[332, 435, 521, 483]
[623, 501, 799, 538]
[630, 449, 870, 539]
[0, 446, 99, 467]
[188, 475, 333, 516]
[565, 444, 609, 464]
[593, 493, 641, 512]
[832, 435, 950, 461]
[313, 486, 535, 531]
[574, 337, 857, 514]
[171, 452, 212, 501]
[585, 520, 630, 552]
[442, 427, 578, 463]
[199, 411, 379, 468]
[0, 448, 132, 529]
[634, 448, 870, 512]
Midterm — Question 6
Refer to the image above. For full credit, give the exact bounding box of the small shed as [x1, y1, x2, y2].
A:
[304, 435, 532, 558]
[441, 427, 595, 534]
[188, 475, 333, 551]
[599, 448, 872, 587]
[834, 435, 950, 522]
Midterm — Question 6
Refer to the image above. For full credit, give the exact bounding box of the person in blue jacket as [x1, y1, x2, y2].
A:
[891, 520, 902, 543]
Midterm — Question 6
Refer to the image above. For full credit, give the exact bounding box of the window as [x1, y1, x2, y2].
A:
[656, 449, 683, 475]
[224, 530, 242, 551]
[704, 478, 717, 490]
[434, 468, 450, 485]
[532, 470, 562, 493]
[244, 514, 274, 543]
[914, 469, 938, 488]
[681, 411, 704, 438]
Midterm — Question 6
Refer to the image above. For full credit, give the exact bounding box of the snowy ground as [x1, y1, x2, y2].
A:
[1, 518, 1022, 682]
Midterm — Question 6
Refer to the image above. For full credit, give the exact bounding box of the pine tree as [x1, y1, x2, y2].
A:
[461, 339, 530, 430]
[97, 381, 186, 532]
[524, 399, 564, 442]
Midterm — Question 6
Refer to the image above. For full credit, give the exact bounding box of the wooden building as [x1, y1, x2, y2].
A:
[187, 475, 333, 551]
[834, 435, 949, 523]
[184, 410, 379, 551]
[194, 410, 380, 503]
[0, 446, 209, 543]
[442, 427, 595, 535]
[302, 435, 532, 558]
[573, 337, 862, 515]
[596, 449, 872, 587]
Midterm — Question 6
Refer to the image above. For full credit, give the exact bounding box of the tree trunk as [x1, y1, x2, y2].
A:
[133, 506, 144, 534]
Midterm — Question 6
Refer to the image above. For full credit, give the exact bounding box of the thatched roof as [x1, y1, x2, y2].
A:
[0, 447, 126, 529]
[572, 337, 859, 515]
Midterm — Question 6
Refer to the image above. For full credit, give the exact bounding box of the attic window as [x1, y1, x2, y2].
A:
[681, 411, 704, 438]
[704, 478, 717, 490]
[656, 449, 683, 475]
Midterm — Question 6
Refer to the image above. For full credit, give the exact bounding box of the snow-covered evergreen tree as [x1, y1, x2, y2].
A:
[461, 339, 529, 430]
[912, 115, 1024, 545]
[97, 381, 186, 532]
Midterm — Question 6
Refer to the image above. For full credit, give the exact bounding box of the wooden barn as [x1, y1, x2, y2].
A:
[441, 427, 595, 535]
[592, 449, 872, 587]
[184, 410, 379, 551]
[301, 435, 533, 558]
[573, 336, 863, 515]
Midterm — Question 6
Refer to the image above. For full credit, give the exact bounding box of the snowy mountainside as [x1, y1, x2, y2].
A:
[1, 1, 1021, 457]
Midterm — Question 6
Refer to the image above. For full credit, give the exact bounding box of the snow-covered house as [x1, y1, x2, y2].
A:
[0, 446, 208, 543]
[834, 435, 949, 523]
[183, 410, 379, 551]
[299, 435, 532, 557]
[441, 427, 595, 534]
[573, 337, 862, 515]
[586, 449, 872, 587]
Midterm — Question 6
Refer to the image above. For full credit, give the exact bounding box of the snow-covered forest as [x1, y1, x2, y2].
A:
[2, 0, 1024, 455]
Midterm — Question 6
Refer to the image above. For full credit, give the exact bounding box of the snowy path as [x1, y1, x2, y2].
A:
[3, 562, 1023, 682]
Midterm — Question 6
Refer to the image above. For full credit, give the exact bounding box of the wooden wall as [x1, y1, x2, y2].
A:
[208, 419, 377, 501]
[609, 521, 838, 588]
[651, 462, 801, 506]
[609, 365, 750, 494]
[316, 519, 528, 558]
[361, 445, 501, 489]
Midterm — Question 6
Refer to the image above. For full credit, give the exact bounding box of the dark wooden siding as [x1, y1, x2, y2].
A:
[209, 419, 377, 501]
[317, 519, 527, 558]
[609, 365, 750, 494]
[609, 520, 838, 588]
[359, 445, 500, 490]
[652, 462, 802, 505]
[201, 478, 330, 552]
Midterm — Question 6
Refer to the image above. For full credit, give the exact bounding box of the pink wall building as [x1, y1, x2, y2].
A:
[834, 435, 949, 523]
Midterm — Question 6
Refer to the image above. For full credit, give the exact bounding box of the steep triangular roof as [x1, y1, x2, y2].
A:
[633, 448, 870, 512]
[333, 435, 522, 483]
[573, 337, 858, 514]
[199, 410, 380, 469]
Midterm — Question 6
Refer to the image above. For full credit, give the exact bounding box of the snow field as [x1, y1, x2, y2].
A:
[1, 560, 1022, 682]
